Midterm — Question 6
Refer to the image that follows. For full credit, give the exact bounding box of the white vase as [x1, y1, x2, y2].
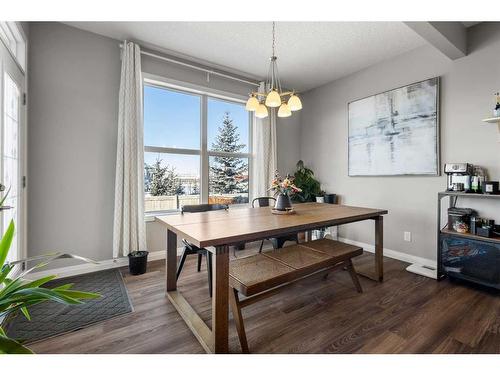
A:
[316, 196, 325, 203]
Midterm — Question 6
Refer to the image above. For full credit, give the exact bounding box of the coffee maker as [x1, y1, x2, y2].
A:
[444, 163, 473, 192]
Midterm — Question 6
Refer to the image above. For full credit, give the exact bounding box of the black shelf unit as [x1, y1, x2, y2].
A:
[437, 191, 500, 289]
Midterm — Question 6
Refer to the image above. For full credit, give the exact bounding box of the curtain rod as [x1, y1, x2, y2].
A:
[120, 43, 260, 87]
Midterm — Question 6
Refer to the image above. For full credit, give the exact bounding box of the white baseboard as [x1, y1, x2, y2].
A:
[29, 238, 437, 280]
[28, 249, 175, 280]
[338, 237, 437, 269]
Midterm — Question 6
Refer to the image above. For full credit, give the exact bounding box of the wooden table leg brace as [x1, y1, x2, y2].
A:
[165, 229, 230, 353]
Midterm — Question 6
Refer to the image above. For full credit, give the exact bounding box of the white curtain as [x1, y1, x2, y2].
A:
[251, 82, 278, 199]
[112, 41, 147, 258]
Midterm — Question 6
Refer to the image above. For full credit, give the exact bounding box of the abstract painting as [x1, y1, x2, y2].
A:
[348, 77, 439, 176]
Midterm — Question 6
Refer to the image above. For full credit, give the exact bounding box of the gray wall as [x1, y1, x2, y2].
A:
[27, 22, 299, 264]
[300, 22, 500, 262]
[28, 22, 121, 264]
[277, 113, 301, 175]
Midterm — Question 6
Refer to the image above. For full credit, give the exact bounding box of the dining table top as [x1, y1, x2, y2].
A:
[156, 202, 388, 248]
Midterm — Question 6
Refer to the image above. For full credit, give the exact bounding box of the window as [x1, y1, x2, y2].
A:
[0, 22, 26, 71]
[143, 81, 251, 213]
[207, 98, 249, 205]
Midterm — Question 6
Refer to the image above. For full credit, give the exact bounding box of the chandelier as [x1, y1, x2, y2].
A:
[245, 22, 302, 119]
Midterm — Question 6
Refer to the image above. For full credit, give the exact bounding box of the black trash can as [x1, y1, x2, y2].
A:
[128, 251, 149, 275]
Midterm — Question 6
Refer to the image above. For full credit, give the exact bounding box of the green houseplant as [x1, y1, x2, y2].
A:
[0, 218, 100, 353]
[291, 160, 322, 203]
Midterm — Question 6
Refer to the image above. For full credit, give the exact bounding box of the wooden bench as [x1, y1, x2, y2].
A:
[229, 238, 364, 353]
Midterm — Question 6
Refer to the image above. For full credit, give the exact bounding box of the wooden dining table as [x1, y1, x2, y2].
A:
[156, 202, 388, 353]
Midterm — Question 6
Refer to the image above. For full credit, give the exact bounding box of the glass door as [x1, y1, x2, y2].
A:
[0, 38, 25, 263]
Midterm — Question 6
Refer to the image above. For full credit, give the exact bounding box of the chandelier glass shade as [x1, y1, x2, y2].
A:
[246, 22, 302, 119]
[245, 95, 260, 111]
[255, 103, 269, 119]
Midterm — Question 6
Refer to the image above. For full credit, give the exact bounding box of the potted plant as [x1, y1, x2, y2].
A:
[0, 221, 100, 353]
[128, 250, 149, 275]
[292, 160, 322, 202]
[316, 190, 327, 203]
[0, 186, 100, 353]
[269, 171, 302, 211]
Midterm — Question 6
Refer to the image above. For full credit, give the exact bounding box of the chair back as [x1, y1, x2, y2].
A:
[181, 203, 229, 214]
[252, 197, 276, 208]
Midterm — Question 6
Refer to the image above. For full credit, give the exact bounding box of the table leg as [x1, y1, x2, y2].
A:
[211, 245, 230, 353]
[166, 229, 177, 291]
[374, 215, 384, 282]
[356, 216, 384, 282]
[165, 236, 230, 353]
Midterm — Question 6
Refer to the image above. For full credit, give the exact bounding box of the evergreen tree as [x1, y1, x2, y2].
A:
[210, 112, 248, 194]
[144, 162, 153, 193]
[191, 180, 200, 195]
[147, 157, 184, 196]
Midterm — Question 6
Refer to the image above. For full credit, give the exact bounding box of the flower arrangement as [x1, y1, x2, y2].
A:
[269, 171, 302, 197]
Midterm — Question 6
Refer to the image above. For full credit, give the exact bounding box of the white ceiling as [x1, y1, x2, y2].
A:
[65, 22, 426, 91]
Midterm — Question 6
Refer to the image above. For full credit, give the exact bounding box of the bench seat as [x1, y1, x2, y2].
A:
[230, 239, 363, 297]
[228, 238, 364, 353]
[229, 253, 296, 296]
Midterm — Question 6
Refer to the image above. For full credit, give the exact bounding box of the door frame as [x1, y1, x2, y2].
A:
[0, 25, 27, 262]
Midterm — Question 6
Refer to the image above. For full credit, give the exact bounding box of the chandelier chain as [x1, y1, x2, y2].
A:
[245, 20, 302, 118]
[272, 21, 276, 57]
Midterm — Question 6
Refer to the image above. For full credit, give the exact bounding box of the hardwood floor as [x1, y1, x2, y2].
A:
[29, 249, 500, 354]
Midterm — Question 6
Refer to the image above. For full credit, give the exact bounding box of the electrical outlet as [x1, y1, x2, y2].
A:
[404, 231, 411, 242]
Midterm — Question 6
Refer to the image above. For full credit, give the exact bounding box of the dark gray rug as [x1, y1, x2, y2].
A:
[5, 269, 133, 343]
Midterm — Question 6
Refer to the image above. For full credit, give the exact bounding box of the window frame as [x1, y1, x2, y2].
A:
[143, 74, 253, 214]
[0, 22, 26, 73]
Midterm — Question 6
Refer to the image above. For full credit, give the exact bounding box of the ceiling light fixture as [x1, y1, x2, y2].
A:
[246, 22, 302, 119]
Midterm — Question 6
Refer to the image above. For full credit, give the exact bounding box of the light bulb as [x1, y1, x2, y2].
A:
[255, 104, 269, 119]
[265, 90, 281, 107]
[278, 103, 292, 118]
[245, 96, 259, 111]
[288, 94, 302, 111]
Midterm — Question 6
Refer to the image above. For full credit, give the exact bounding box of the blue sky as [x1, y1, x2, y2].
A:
[144, 85, 249, 176]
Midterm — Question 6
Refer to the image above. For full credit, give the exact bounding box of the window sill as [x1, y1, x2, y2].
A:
[144, 203, 250, 222]
[145, 210, 179, 222]
[145, 215, 156, 223]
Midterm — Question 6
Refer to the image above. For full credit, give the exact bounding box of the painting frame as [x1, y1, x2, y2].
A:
[348, 77, 441, 177]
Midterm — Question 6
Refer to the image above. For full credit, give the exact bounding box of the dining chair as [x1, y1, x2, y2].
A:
[251, 197, 299, 252]
[176, 203, 229, 297]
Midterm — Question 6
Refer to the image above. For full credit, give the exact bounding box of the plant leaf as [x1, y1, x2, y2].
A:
[0, 300, 45, 319]
[0, 335, 33, 354]
[55, 289, 100, 300]
[18, 275, 57, 290]
[20, 306, 30, 321]
[52, 283, 74, 291]
[0, 277, 26, 299]
[0, 263, 13, 285]
[13, 253, 99, 280]
[9, 252, 99, 268]
[12, 288, 84, 305]
[0, 186, 11, 208]
[0, 220, 15, 269]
